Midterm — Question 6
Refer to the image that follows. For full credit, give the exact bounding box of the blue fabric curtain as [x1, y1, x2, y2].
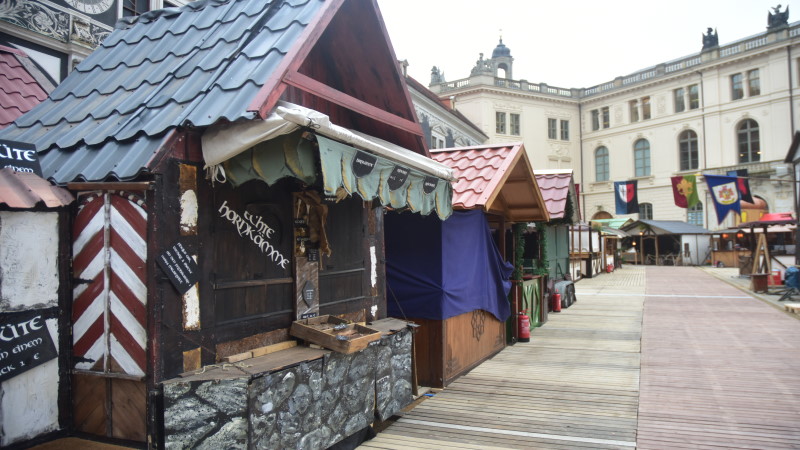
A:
[385, 210, 513, 322]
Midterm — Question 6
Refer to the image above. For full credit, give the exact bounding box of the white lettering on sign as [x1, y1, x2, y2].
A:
[0, 143, 36, 162]
[0, 316, 44, 342]
[218, 200, 290, 269]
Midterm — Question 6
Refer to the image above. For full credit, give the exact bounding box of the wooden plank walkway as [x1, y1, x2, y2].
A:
[361, 266, 646, 449]
[362, 266, 800, 449]
[638, 266, 800, 449]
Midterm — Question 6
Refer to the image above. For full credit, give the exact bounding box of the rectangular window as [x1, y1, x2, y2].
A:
[731, 73, 744, 100]
[510, 113, 520, 136]
[688, 84, 700, 109]
[629, 100, 639, 122]
[639, 203, 653, 220]
[748, 69, 760, 96]
[496, 112, 506, 134]
[601, 107, 609, 129]
[674, 88, 685, 113]
[641, 97, 651, 120]
[591, 110, 600, 131]
[548, 118, 557, 139]
[560, 120, 569, 141]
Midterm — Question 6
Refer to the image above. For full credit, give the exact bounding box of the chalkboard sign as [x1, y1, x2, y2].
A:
[157, 241, 200, 295]
[0, 312, 58, 382]
[0, 139, 42, 176]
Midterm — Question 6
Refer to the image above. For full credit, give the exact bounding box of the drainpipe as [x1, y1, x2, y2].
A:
[698, 71, 708, 171]
[578, 102, 585, 221]
[789, 46, 795, 138]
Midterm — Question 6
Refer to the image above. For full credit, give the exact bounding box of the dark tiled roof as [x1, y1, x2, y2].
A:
[0, 168, 74, 208]
[0, 0, 324, 183]
[0, 46, 52, 129]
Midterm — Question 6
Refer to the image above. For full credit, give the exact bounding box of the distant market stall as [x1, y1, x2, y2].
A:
[620, 220, 710, 266]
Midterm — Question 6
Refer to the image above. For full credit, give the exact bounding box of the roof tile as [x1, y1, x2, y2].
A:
[0, 0, 324, 183]
[0, 46, 50, 129]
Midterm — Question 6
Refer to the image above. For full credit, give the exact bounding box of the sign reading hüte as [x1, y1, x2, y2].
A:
[0, 312, 58, 382]
[0, 139, 43, 176]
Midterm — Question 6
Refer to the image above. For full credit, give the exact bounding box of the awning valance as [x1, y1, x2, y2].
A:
[204, 103, 454, 220]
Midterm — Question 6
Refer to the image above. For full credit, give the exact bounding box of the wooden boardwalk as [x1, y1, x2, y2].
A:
[361, 266, 800, 449]
[361, 266, 646, 449]
[638, 266, 800, 449]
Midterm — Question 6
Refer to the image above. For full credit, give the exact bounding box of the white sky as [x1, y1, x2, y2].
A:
[377, 0, 797, 89]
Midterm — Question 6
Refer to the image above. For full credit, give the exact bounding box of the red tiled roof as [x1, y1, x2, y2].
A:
[431, 143, 549, 222]
[0, 168, 74, 209]
[0, 45, 51, 129]
[534, 169, 574, 219]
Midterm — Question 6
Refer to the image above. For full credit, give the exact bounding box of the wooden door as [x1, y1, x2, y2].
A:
[71, 191, 147, 442]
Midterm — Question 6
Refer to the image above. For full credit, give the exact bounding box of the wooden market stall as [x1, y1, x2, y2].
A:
[736, 212, 797, 289]
[386, 142, 549, 388]
[620, 220, 710, 266]
[0, 1, 457, 447]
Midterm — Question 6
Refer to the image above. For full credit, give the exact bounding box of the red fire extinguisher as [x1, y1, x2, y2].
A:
[552, 292, 562, 312]
[517, 311, 530, 342]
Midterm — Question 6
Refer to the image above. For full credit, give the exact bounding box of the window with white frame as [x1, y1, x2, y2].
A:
[688, 84, 700, 109]
[688, 202, 703, 226]
[496, 112, 506, 134]
[737, 119, 760, 163]
[510, 113, 520, 136]
[634, 139, 651, 177]
[748, 69, 760, 96]
[601, 106, 610, 128]
[591, 110, 600, 131]
[674, 88, 685, 113]
[679, 129, 699, 171]
[731, 73, 744, 100]
[548, 118, 557, 139]
[630, 100, 640, 122]
[641, 97, 651, 120]
[595, 146, 609, 181]
[639, 203, 653, 220]
[560, 120, 569, 141]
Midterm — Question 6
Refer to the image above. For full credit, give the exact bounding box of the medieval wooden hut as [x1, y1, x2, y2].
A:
[0, 0, 455, 446]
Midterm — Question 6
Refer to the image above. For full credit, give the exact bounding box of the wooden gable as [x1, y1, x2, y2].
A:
[248, 0, 426, 155]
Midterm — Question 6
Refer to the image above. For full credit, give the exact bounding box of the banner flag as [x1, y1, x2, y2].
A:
[705, 174, 741, 224]
[670, 175, 699, 208]
[726, 169, 754, 204]
[614, 180, 639, 214]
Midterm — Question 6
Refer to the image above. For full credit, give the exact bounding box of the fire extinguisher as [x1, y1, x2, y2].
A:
[552, 292, 562, 312]
[517, 311, 530, 342]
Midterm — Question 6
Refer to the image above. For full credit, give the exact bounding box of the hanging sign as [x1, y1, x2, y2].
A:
[387, 165, 410, 191]
[0, 139, 42, 176]
[352, 151, 377, 178]
[423, 176, 438, 195]
[157, 241, 200, 295]
[0, 311, 58, 382]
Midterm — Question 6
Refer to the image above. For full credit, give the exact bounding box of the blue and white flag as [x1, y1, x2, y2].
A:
[705, 174, 741, 224]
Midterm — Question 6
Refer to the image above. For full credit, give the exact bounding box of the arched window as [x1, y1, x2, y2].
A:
[595, 146, 609, 181]
[634, 139, 650, 177]
[679, 130, 699, 171]
[737, 119, 760, 163]
[639, 202, 653, 220]
[688, 202, 703, 226]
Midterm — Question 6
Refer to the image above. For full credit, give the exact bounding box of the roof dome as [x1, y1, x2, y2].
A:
[492, 38, 511, 58]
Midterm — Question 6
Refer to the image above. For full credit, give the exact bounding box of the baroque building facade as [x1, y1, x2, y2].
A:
[429, 8, 798, 230]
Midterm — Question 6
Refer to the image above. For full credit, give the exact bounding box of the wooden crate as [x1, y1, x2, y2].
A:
[290, 315, 381, 354]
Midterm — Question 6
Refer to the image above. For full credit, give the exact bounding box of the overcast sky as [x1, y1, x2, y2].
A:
[376, 0, 797, 89]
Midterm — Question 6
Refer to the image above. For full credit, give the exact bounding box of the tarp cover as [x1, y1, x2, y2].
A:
[385, 210, 513, 322]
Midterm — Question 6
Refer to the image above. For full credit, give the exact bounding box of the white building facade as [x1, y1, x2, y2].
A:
[430, 11, 799, 230]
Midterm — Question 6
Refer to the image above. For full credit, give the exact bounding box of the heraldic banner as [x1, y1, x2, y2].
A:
[671, 175, 699, 208]
[705, 174, 741, 224]
[614, 180, 639, 214]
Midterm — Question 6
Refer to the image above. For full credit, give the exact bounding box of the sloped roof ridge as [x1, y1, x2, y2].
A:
[430, 141, 524, 153]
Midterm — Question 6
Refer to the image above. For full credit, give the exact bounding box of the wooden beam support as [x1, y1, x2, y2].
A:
[283, 70, 423, 137]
